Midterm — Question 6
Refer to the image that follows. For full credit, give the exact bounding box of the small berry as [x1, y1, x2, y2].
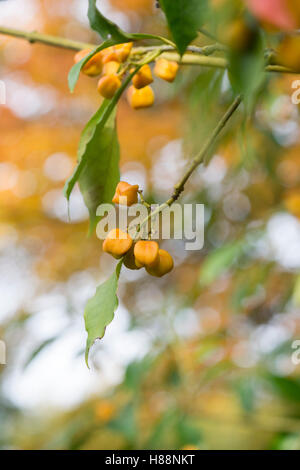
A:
[123, 248, 142, 270]
[132, 64, 153, 89]
[115, 42, 133, 62]
[103, 60, 120, 76]
[154, 58, 179, 82]
[134, 240, 159, 268]
[74, 49, 104, 76]
[112, 181, 139, 206]
[97, 74, 121, 99]
[146, 249, 174, 277]
[103, 229, 133, 259]
[127, 85, 155, 109]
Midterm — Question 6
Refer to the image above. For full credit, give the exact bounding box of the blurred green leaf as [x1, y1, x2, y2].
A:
[160, 0, 207, 55]
[84, 260, 123, 367]
[108, 402, 137, 443]
[23, 335, 61, 369]
[292, 274, 300, 307]
[268, 375, 300, 403]
[199, 240, 246, 287]
[228, 33, 265, 110]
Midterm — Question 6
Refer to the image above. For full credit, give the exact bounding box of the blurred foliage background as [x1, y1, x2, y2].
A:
[0, 0, 300, 450]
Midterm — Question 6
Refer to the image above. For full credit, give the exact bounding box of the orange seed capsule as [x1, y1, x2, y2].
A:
[102, 229, 133, 259]
[132, 64, 153, 89]
[154, 58, 179, 82]
[115, 42, 133, 62]
[146, 249, 174, 277]
[112, 181, 139, 206]
[102, 46, 119, 64]
[74, 49, 104, 76]
[127, 85, 155, 109]
[103, 60, 120, 76]
[97, 74, 121, 99]
[134, 241, 159, 268]
[123, 248, 142, 270]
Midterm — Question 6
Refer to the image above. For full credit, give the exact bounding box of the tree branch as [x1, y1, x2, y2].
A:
[0, 26, 297, 73]
[135, 95, 242, 238]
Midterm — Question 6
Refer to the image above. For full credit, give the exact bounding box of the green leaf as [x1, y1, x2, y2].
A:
[65, 70, 139, 230]
[199, 240, 246, 288]
[88, 0, 175, 45]
[79, 108, 120, 232]
[84, 260, 123, 367]
[88, 0, 130, 42]
[160, 0, 207, 55]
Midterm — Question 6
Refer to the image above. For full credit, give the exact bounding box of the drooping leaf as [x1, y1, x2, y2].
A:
[79, 108, 120, 232]
[159, 0, 207, 55]
[228, 31, 266, 110]
[199, 240, 246, 287]
[88, 0, 131, 42]
[84, 260, 123, 367]
[65, 70, 139, 230]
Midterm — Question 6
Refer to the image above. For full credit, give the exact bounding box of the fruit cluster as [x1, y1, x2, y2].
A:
[74, 43, 179, 109]
[102, 182, 174, 277]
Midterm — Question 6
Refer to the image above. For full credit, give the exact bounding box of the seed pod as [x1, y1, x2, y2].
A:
[97, 74, 121, 99]
[127, 85, 155, 109]
[103, 60, 120, 76]
[102, 46, 119, 64]
[132, 65, 153, 89]
[115, 42, 133, 62]
[154, 58, 179, 82]
[146, 249, 174, 277]
[123, 247, 142, 270]
[134, 241, 159, 268]
[102, 229, 133, 259]
[112, 181, 139, 206]
[74, 49, 104, 76]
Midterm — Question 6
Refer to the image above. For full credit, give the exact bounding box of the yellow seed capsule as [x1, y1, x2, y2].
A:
[102, 229, 133, 259]
[127, 85, 155, 109]
[74, 49, 104, 76]
[103, 60, 120, 76]
[123, 247, 142, 270]
[132, 64, 153, 89]
[112, 181, 139, 206]
[146, 249, 174, 277]
[134, 241, 159, 268]
[115, 42, 133, 62]
[97, 74, 121, 99]
[154, 58, 179, 82]
[102, 46, 119, 64]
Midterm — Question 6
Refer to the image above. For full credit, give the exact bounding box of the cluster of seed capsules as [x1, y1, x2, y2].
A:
[102, 182, 174, 277]
[74, 42, 179, 108]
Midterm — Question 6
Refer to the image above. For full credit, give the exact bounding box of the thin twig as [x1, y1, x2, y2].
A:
[135, 95, 242, 239]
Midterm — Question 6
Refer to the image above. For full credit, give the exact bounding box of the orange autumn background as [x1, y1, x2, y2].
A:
[0, 0, 300, 450]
